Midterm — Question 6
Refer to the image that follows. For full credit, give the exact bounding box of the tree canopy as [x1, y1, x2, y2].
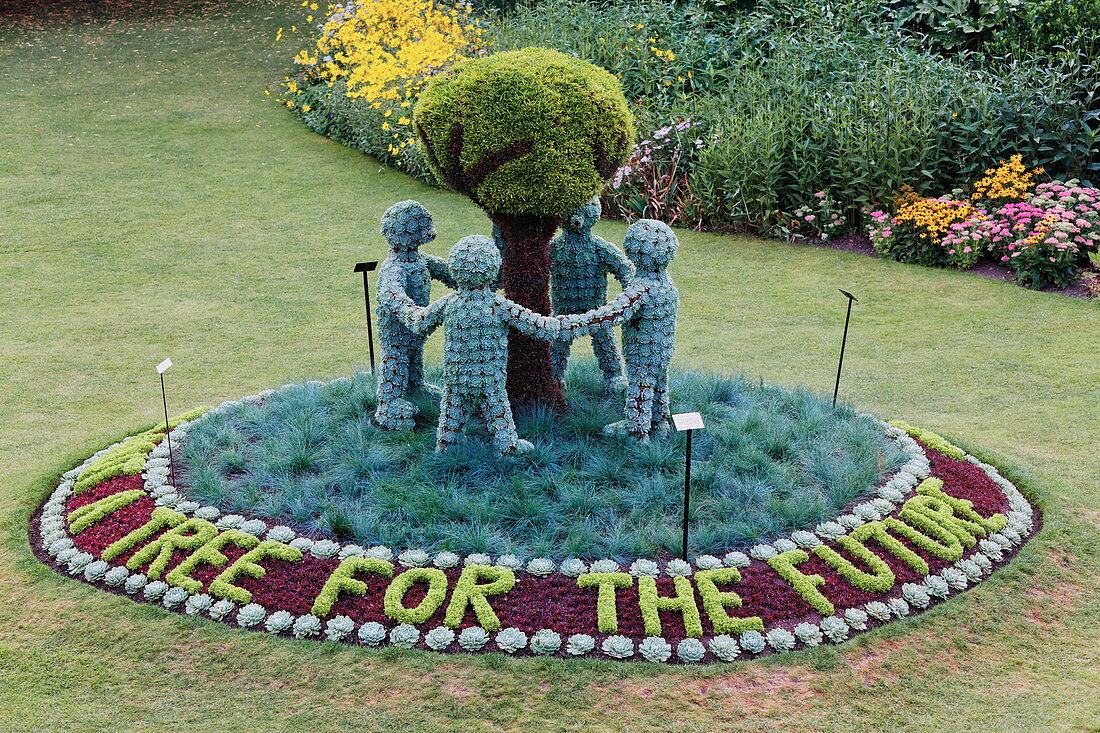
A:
[414, 47, 635, 218]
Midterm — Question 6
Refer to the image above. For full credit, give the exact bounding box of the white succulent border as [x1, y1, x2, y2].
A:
[36, 387, 1037, 663]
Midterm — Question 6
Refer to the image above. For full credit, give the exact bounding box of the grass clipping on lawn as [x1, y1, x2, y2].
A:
[179, 362, 905, 559]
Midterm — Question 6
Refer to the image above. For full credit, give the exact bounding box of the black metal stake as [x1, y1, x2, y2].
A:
[354, 261, 379, 373]
[159, 371, 177, 487]
[833, 289, 858, 407]
[682, 428, 693, 561]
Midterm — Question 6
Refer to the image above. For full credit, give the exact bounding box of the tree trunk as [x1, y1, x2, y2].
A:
[493, 212, 568, 411]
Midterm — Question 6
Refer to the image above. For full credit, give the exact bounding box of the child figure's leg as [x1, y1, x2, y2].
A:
[480, 388, 533, 454]
[407, 333, 441, 397]
[408, 333, 425, 391]
[649, 369, 671, 438]
[603, 377, 654, 441]
[374, 333, 417, 430]
[590, 324, 627, 392]
[627, 380, 656, 440]
[436, 388, 474, 452]
[550, 338, 571, 384]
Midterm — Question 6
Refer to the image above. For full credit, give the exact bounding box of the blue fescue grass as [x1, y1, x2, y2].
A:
[180, 361, 906, 559]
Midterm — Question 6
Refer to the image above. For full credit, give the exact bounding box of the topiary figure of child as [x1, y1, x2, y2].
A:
[561, 219, 679, 441]
[374, 200, 456, 430]
[549, 197, 634, 392]
[379, 235, 584, 454]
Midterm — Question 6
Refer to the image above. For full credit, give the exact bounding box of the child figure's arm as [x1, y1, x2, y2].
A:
[493, 294, 582, 342]
[423, 254, 457, 290]
[376, 260, 406, 309]
[378, 264, 450, 335]
[400, 296, 450, 335]
[559, 283, 649, 334]
[597, 237, 635, 287]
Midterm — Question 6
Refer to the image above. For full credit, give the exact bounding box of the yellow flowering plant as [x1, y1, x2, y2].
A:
[603, 23, 684, 96]
[970, 154, 1043, 207]
[277, 0, 486, 176]
[893, 198, 977, 243]
[296, 0, 484, 103]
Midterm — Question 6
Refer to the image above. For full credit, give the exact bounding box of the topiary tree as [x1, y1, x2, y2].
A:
[414, 47, 634, 408]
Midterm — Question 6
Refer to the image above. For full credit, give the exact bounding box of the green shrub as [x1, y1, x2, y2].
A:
[469, 0, 524, 13]
[284, 0, 1100, 238]
[936, 59, 1100, 188]
[884, 0, 1100, 58]
[492, 1, 1100, 232]
[687, 29, 988, 229]
[885, 0, 1007, 54]
[986, 0, 1100, 59]
[489, 0, 757, 103]
[293, 81, 437, 185]
[491, 4, 978, 229]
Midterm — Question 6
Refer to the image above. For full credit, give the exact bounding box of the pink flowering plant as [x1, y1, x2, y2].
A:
[981, 181, 1100, 289]
[867, 209, 894, 253]
[788, 191, 850, 240]
[940, 209, 991, 269]
[867, 162, 1100, 289]
[602, 118, 707, 228]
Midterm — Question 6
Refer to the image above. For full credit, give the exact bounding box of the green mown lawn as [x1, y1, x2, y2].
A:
[0, 2, 1096, 730]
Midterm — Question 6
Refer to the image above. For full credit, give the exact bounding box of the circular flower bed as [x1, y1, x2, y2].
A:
[32, 378, 1038, 664]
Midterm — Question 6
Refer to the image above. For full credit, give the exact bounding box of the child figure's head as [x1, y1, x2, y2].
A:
[448, 235, 501, 288]
[381, 200, 436, 252]
[624, 219, 678, 273]
[562, 197, 601, 233]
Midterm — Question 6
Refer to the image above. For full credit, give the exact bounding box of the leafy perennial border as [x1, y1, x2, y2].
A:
[32, 387, 1038, 663]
